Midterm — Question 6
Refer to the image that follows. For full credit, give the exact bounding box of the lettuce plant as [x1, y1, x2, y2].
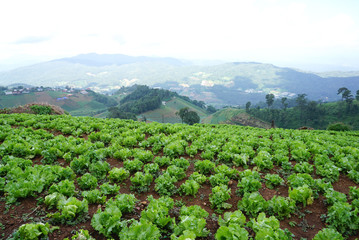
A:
[247, 212, 293, 240]
[119, 220, 161, 240]
[82, 189, 107, 204]
[155, 172, 177, 196]
[11, 222, 54, 240]
[108, 167, 130, 183]
[209, 173, 230, 187]
[325, 202, 359, 235]
[143, 163, 160, 177]
[215, 224, 249, 240]
[166, 165, 186, 181]
[77, 173, 98, 190]
[172, 215, 209, 239]
[265, 174, 284, 189]
[91, 204, 124, 237]
[194, 160, 215, 175]
[179, 180, 200, 196]
[89, 161, 110, 179]
[48, 179, 76, 197]
[99, 182, 121, 195]
[180, 205, 209, 219]
[312, 228, 344, 240]
[267, 196, 296, 220]
[218, 210, 246, 227]
[141, 195, 175, 229]
[154, 156, 171, 167]
[209, 184, 232, 213]
[188, 172, 207, 184]
[236, 176, 262, 196]
[123, 159, 144, 173]
[253, 150, 273, 170]
[288, 185, 313, 207]
[238, 192, 267, 217]
[130, 171, 153, 193]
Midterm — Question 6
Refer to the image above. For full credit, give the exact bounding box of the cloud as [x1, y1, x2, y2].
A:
[13, 36, 52, 45]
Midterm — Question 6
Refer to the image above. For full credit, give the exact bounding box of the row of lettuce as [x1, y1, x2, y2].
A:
[0, 113, 359, 239]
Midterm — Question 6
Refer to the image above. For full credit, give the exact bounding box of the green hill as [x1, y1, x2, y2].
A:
[141, 97, 208, 123]
[202, 108, 271, 128]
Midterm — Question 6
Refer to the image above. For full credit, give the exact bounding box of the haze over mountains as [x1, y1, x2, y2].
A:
[1, 53, 358, 106]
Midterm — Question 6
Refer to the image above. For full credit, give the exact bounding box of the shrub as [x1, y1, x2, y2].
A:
[327, 122, 351, 131]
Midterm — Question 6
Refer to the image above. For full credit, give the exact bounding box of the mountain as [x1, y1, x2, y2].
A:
[0, 53, 359, 106]
[56, 53, 186, 67]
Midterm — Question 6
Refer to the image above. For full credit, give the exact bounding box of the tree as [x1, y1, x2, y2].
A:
[176, 107, 200, 125]
[107, 107, 137, 120]
[337, 87, 349, 101]
[265, 94, 275, 109]
[281, 97, 288, 110]
[207, 105, 217, 114]
[176, 107, 189, 123]
[343, 89, 353, 103]
[245, 102, 251, 112]
[306, 101, 319, 121]
[356, 90, 359, 101]
[183, 111, 200, 125]
[296, 94, 307, 123]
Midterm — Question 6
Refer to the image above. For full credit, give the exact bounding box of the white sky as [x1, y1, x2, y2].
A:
[1, 0, 359, 71]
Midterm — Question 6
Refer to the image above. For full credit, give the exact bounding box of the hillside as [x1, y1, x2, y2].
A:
[0, 90, 116, 117]
[1, 53, 359, 106]
[202, 108, 271, 128]
[110, 85, 209, 123]
[141, 97, 209, 123]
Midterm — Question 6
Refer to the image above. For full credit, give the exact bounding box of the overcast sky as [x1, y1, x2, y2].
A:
[1, 0, 359, 71]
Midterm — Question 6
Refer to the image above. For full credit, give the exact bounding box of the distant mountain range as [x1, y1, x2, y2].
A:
[0, 53, 358, 106]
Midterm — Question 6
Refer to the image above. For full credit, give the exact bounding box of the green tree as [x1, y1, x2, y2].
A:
[356, 90, 359, 101]
[184, 111, 200, 125]
[306, 101, 319, 121]
[296, 94, 307, 124]
[108, 107, 137, 120]
[207, 105, 217, 114]
[343, 89, 353, 103]
[337, 87, 349, 101]
[176, 107, 200, 125]
[281, 97, 288, 110]
[265, 94, 275, 109]
[176, 107, 189, 123]
[245, 102, 251, 112]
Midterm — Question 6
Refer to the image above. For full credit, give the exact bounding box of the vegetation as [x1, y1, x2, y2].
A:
[1, 112, 359, 239]
[248, 88, 359, 130]
[176, 107, 200, 125]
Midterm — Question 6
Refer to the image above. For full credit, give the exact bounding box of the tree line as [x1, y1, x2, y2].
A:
[246, 88, 359, 130]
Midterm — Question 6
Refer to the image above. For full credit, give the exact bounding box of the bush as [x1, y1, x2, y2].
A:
[327, 122, 351, 131]
[30, 105, 53, 115]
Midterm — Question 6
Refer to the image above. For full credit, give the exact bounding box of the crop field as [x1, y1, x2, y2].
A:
[0, 113, 359, 239]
